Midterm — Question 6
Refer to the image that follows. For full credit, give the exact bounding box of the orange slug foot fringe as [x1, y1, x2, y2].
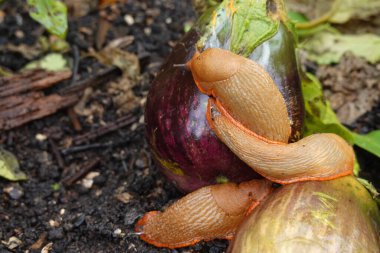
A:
[135, 180, 273, 248]
[206, 99, 354, 184]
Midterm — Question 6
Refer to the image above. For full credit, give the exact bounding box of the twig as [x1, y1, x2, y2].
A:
[0, 67, 121, 130]
[0, 94, 78, 130]
[70, 45, 80, 85]
[59, 67, 121, 96]
[49, 138, 65, 169]
[61, 142, 114, 155]
[0, 70, 71, 97]
[72, 113, 137, 145]
[61, 133, 138, 155]
[295, 0, 342, 29]
[62, 157, 101, 186]
[67, 108, 82, 132]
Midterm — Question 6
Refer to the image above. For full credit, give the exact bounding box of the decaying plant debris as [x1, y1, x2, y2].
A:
[0, 0, 379, 252]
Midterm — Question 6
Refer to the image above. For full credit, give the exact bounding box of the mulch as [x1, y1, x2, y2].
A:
[0, 0, 379, 252]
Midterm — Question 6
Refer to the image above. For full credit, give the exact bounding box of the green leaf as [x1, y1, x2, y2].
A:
[28, 0, 68, 39]
[301, 73, 380, 175]
[353, 131, 380, 158]
[0, 148, 27, 181]
[51, 183, 61, 191]
[287, 11, 309, 24]
[287, 11, 337, 38]
[197, 0, 281, 57]
[24, 53, 69, 71]
[302, 73, 354, 144]
[230, 0, 279, 56]
[301, 31, 380, 64]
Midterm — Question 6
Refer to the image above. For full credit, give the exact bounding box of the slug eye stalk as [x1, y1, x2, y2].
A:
[187, 48, 292, 143]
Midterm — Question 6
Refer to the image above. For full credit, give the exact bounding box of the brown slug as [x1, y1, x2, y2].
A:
[187, 48, 291, 143]
[206, 98, 354, 184]
[135, 179, 273, 248]
[187, 48, 354, 183]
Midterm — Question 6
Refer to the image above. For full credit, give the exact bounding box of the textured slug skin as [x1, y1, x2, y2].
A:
[135, 179, 272, 248]
[187, 48, 291, 143]
[207, 100, 354, 184]
[228, 176, 380, 253]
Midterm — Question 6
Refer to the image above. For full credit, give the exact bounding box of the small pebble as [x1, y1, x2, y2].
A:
[144, 27, 152, 36]
[14, 30, 24, 39]
[81, 171, 100, 188]
[35, 133, 47, 142]
[4, 185, 23, 200]
[115, 192, 133, 204]
[113, 228, 121, 236]
[49, 219, 60, 228]
[135, 158, 147, 169]
[124, 14, 134, 25]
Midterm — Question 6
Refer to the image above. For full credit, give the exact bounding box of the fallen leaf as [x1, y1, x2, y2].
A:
[91, 47, 140, 80]
[329, 0, 380, 24]
[24, 53, 69, 71]
[1, 236, 23, 250]
[287, 0, 380, 24]
[108, 75, 139, 115]
[301, 31, 380, 64]
[2, 43, 44, 60]
[73, 87, 104, 119]
[41, 242, 53, 253]
[0, 148, 27, 181]
[2, 36, 70, 62]
[29, 232, 47, 250]
[28, 0, 68, 39]
[89, 44, 141, 114]
[96, 17, 111, 50]
[64, 0, 97, 18]
[0, 66, 12, 77]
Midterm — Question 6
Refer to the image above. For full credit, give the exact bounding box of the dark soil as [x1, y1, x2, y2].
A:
[0, 1, 379, 253]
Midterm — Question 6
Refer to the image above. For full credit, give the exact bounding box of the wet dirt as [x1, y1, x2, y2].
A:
[0, 0, 379, 253]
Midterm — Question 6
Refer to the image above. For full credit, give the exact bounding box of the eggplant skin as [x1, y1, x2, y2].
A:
[145, 29, 260, 193]
[228, 176, 380, 253]
[145, 22, 303, 193]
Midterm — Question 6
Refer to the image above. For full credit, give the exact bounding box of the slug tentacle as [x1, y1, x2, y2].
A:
[187, 48, 291, 143]
[207, 100, 354, 184]
[135, 179, 273, 248]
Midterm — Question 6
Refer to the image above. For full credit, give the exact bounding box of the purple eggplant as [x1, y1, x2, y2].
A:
[145, 0, 304, 192]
